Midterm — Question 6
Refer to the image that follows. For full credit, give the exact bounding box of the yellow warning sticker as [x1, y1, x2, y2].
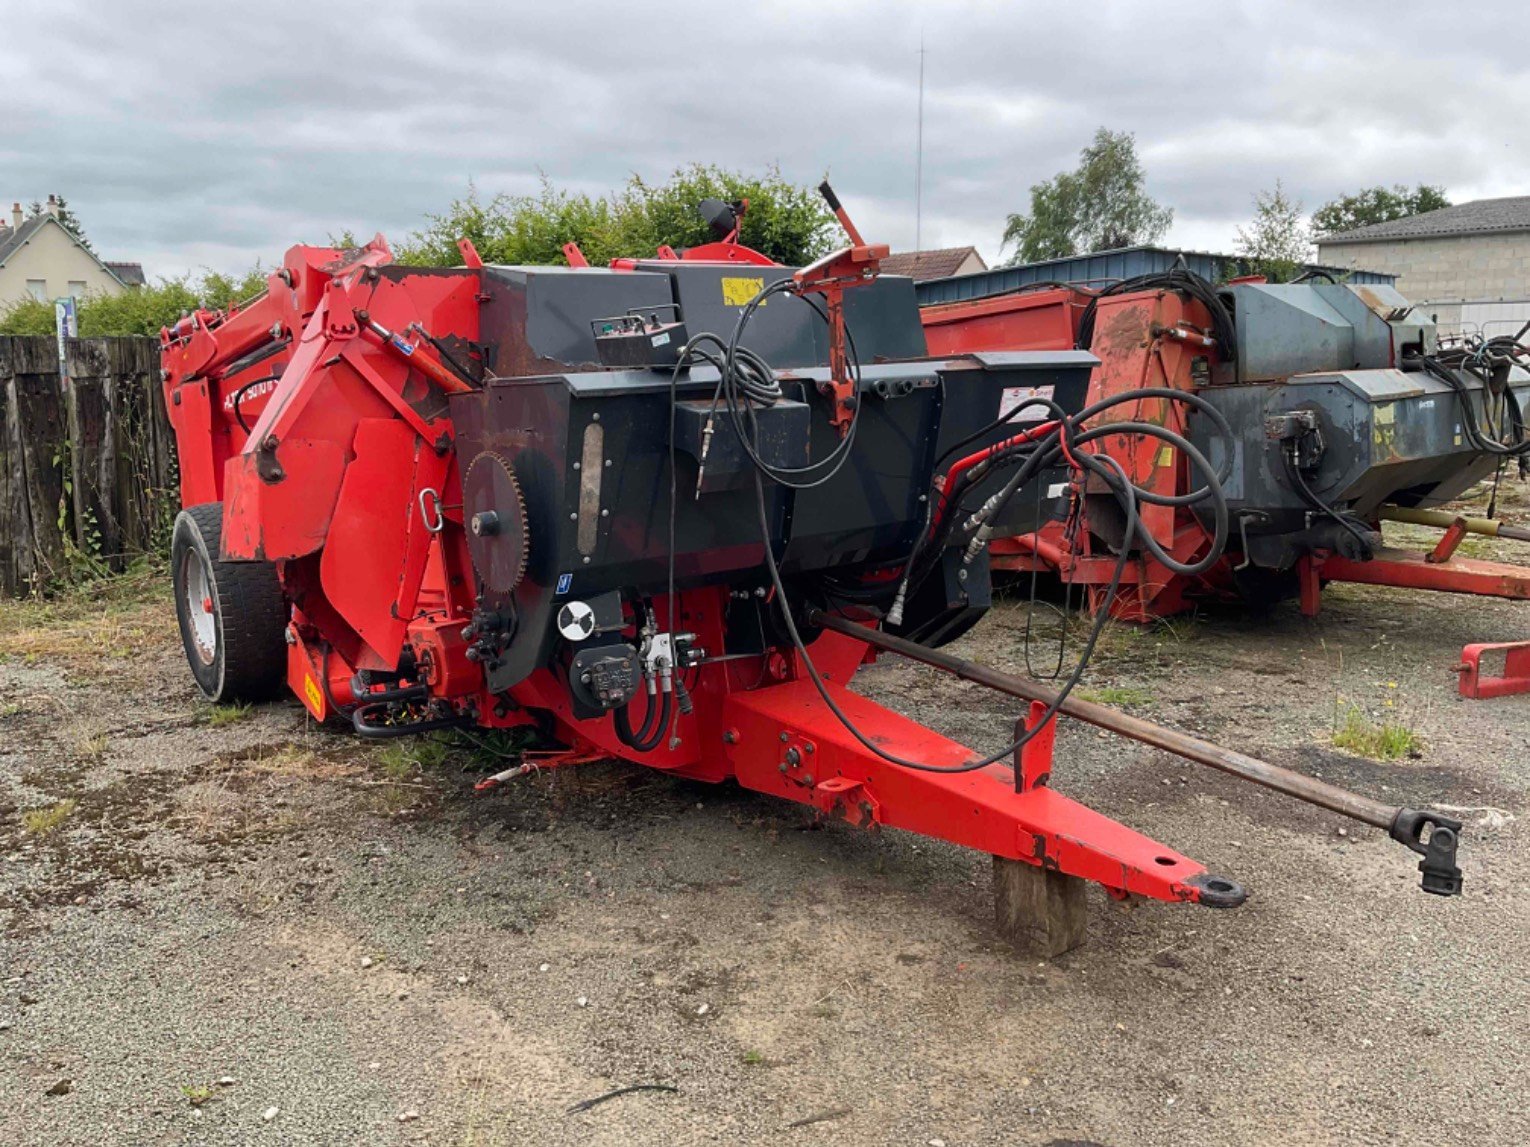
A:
[304, 675, 324, 716]
[721, 276, 766, 307]
[1156, 445, 1175, 468]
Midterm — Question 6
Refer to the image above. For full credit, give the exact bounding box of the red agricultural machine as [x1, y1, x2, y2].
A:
[922, 270, 1530, 673]
[160, 189, 1463, 953]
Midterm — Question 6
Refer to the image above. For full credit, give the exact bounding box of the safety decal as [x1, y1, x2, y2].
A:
[721, 277, 766, 307]
[304, 675, 324, 716]
[998, 385, 1055, 422]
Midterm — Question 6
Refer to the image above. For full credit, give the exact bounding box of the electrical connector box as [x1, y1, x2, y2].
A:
[593, 316, 689, 369]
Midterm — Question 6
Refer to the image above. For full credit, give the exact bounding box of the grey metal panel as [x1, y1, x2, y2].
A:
[1228, 284, 1356, 380]
[914, 245, 1395, 306]
[1189, 369, 1530, 538]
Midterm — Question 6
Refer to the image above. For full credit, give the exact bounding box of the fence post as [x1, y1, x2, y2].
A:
[0, 336, 70, 592]
[64, 338, 123, 570]
[110, 338, 176, 556]
[0, 359, 14, 595]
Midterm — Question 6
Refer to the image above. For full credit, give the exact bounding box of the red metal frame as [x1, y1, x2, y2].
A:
[1457, 641, 1530, 699]
[1298, 548, 1530, 617]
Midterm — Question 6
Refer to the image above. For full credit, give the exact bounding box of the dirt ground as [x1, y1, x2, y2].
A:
[3, 489, 1529, 1147]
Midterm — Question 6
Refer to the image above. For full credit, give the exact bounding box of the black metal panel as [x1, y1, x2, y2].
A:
[451, 351, 1096, 688]
[779, 354, 1095, 571]
[479, 266, 677, 377]
[620, 263, 928, 367]
[672, 397, 811, 493]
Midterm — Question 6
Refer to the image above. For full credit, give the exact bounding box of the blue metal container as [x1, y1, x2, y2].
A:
[913, 245, 1395, 306]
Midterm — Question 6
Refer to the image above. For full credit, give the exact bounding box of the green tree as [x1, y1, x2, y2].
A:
[1001, 128, 1173, 265]
[1311, 184, 1449, 238]
[394, 164, 837, 268]
[0, 268, 268, 336]
[28, 195, 94, 253]
[1234, 180, 1312, 283]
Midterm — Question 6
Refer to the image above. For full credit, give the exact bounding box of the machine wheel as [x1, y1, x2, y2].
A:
[171, 503, 288, 702]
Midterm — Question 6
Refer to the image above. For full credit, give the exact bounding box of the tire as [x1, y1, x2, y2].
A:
[171, 503, 289, 702]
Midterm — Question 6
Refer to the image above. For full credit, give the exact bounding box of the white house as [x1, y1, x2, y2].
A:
[0, 196, 144, 308]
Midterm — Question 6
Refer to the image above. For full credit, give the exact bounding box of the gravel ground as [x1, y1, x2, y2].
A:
[2, 499, 1528, 1146]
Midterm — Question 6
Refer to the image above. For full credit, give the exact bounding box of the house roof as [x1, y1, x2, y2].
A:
[1320, 196, 1530, 244]
[0, 214, 50, 265]
[106, 261, 146, 286]
[0, 212, 134, 287]
[880, 246, 986, 281]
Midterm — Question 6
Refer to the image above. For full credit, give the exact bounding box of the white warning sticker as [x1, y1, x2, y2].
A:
[998, 384, 1055, 422]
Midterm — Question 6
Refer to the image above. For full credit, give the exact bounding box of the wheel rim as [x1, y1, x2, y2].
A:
[181, 549, 218, 666]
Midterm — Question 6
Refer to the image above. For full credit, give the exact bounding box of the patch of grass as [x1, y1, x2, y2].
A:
[22, 799, 77, 836]
[0, 701, 21, 718]
[741, 1049, 766, 1066]
[1076, 684, 1155, 707]
[1331, 705, 1423, 761]
[181, 1083, 215, 1107]
[77, 731, 109, 764]
[206, 701, 253, 727]
[376, 735, 453, 780]
[239, 743, 347, 780]
[0, 561, 170, 677]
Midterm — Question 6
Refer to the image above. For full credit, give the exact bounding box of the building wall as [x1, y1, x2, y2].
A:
[953, 251, 987, 277]
[1317, 232, 1530, 335]
[0, 221, 125, 307]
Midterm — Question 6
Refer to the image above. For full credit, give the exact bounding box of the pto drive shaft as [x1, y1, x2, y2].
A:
[808, 611, 1463, 896]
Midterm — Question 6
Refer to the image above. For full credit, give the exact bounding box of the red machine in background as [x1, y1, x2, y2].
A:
[921, 269, 1530, 697]
[158, 191, 1465, 955]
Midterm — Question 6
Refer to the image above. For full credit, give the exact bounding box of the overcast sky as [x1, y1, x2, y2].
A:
[4, 0, 1524, 279]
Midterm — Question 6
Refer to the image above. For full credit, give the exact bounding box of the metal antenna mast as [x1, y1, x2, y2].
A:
[914, 36, 926, 256]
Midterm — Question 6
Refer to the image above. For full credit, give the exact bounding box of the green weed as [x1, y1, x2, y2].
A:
[206, 702, 253, 727]
[1331, 705, 1422, 761]
[22, 799, 77, 836]
[1076, 685, 1155, 707]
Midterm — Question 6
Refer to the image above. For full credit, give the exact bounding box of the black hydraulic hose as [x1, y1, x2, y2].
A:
[615, 681, 671, 754]
[749, 455, 1137, 774]
[911, 386, 1236, 596]
[958, 419, 1230, 579]
[711, 280, 868, 489]
[1419, 352, 1530, 458]
[634, 688, 672, 753]
[1077, 267, 1237, 363]
[230, 371, 282, 433]
[1282, 448, 1376, 560]
[351, 701, 475, 739]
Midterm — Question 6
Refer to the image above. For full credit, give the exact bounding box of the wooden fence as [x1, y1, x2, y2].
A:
[0, 335, 176, 595]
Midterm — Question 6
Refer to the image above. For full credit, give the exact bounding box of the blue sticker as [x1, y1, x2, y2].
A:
[555, 572, 573, 595]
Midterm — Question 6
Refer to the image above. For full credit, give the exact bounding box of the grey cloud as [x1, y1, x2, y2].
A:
[3, 0, 1525, 276]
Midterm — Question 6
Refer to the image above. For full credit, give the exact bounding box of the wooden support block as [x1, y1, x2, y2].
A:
[993, 854, 1088, 957]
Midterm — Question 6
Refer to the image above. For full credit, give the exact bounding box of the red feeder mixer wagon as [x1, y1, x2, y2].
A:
[158, 189, 1463, 953]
